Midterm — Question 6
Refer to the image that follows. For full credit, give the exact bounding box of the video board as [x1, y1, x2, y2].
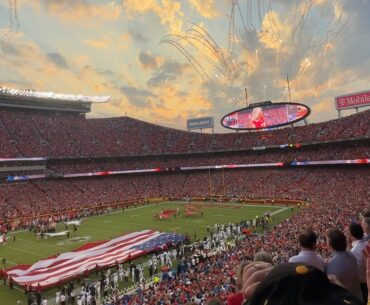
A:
[221, 103, 310, 130]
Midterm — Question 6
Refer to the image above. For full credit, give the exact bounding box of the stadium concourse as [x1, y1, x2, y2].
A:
[0, 105, 369, 305]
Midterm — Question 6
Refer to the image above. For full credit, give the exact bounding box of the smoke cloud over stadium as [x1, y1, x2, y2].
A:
[0, 0, 369, 131]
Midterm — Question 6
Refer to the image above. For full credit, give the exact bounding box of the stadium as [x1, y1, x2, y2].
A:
[0, 87, 369, 304]
[0, 1, 370, 305]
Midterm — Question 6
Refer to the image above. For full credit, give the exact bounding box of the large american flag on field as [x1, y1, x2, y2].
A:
[6, 230, 185, 289]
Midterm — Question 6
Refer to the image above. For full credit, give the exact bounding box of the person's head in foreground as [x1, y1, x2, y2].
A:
[326, 229, 347, 252]
[299, 229, 317, 250]
[245, 263, 362, 305]
[253, 251, 273, 264]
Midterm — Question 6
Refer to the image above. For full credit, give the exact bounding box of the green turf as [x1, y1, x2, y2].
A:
[0, 201, 293, 304]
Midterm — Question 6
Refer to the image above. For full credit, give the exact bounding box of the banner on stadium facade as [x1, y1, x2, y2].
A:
[335, 90, 370, 110]
[187, 117, 214, 130]
[6, 174, 45, 182]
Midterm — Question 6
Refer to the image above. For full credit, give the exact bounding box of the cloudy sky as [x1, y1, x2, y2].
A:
[0, 0, 369, 132]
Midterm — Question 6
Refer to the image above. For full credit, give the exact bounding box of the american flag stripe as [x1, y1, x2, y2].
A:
[25, 250, 143, 287]
[15, 230, 156, 275]
[18, 250, 142, 287]
[6, 230, 184, 289]
[14, 245, 144, 283]
[14, 231, 161, 276]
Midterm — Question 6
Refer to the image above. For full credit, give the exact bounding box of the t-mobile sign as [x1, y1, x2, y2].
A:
[335, 90, 370, 110]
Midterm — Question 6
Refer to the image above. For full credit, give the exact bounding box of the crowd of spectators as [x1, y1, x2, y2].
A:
[11, 177, 369, 305]
[0, 108, 369, 158]
[0, 167, 368, 229]
[44, 141, 370, 175]
[0, 174, 369, 305]
[98, 164, 369, 305]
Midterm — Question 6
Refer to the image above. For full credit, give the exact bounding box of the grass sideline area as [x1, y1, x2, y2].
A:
[0, 201, 294, 304]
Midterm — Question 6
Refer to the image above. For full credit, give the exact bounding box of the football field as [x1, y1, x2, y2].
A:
[0, 201, 293, 304]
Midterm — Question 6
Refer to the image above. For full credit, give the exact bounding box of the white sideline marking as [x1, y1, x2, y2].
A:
[270, 207, 290, 216]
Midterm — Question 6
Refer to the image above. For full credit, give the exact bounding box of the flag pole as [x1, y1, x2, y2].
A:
[287, 74, 292, 103]
[245, 86, 248, 107]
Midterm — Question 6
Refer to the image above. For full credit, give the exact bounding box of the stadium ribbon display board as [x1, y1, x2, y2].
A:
[221, 102, 310, 130]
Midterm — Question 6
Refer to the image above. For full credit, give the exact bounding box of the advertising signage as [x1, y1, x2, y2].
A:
[335, 90, 370, 110]
[187, 117, 214, 130]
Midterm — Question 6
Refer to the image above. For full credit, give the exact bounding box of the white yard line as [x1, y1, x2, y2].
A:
[270, 206, 291, 216]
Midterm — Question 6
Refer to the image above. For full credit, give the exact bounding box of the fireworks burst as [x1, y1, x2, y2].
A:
[161, 0, 350, 102]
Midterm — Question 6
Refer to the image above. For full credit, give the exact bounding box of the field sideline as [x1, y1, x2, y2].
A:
[0, 201, 294, 304]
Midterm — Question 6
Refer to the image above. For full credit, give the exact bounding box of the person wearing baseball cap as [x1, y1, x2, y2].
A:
[245, 263, 362, 305]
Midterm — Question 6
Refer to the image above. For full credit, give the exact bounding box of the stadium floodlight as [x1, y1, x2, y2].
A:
[0, 87, 110, 103]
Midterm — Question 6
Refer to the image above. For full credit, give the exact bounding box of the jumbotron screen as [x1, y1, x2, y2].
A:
[221, 102, 310, 130]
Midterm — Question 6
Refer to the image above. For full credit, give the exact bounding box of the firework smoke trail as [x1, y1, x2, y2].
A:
[163, 34, 220, 71]
[160, 38, 211, 81]
[257, 0, 263, 25]
[186, 27, 226, 65]
[228, 0, 237, 52]
[160, 0, 350, 94]
[2, 0, 14, 40]
[2, 0, 20, 40]
[190, 24, 233, 73]
[295, 0, 315, 44]
[13, 0, 20, 33]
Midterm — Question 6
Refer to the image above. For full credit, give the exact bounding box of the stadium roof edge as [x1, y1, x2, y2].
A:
[0, 87, 110, 104]
[0, 87, 110, 113]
